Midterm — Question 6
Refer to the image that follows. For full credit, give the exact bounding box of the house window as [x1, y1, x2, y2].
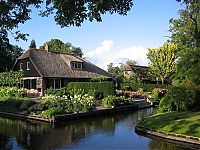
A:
[48, 78, 61, 89]
[27, 62, 30, 70]
[71, 62, 82, 69]
[23, 79, 37, 89]
[55, 79, 61, 89]
[20, 63, 23, 71]
[31, 79, 37, 89]
[24, 79, 31, 89]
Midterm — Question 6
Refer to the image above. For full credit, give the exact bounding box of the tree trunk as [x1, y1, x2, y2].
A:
[161, 78, 164, 84]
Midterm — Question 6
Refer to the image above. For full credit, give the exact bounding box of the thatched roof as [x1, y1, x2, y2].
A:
[124, 65, 156, 81]
[17, 49, 113, 78]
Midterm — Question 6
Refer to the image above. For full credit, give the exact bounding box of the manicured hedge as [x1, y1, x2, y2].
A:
[120, 83, 171, 92]
[67, 81, 115, 97]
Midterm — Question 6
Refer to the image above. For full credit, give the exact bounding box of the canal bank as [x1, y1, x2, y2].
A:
[135, 125, 200, 149]
[135, 111, 200, 149]
[0, 99, 152, 123]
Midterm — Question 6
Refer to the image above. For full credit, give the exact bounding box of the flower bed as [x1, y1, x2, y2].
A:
[30, 92, 95, 118]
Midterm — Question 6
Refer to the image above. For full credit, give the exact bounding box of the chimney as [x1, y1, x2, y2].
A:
[45, 43, 49, 52]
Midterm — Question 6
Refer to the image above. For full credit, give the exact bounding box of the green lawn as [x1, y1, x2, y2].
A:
[139, 111, 200, 137]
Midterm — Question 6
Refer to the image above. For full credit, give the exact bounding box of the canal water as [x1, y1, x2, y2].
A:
[0, 108, 193, 150]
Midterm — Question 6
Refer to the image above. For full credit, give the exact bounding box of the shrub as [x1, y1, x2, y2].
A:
[41, 108, 65, 118]
[67, 82, 115, 97]
[102, 95, 117, 108]
[45, 87, 69, 96]
[121, 83, 171, 92]
[93, 91, 104, 100]
[19, 98, 35, 111]
[91, 76, 109, 82]
[0, 98, 22, 112]
[0, 87, 26, 98]
[102, 95, 134, 108]
[158, 86, 200, 113]
[0, 97, 35, 113]
[151, 88, 167, 103]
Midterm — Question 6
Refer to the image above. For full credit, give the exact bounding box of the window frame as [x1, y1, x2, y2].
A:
[20, 63, 23, 71]
[71, 62, 82, 69]
[27, 62, 30, 70]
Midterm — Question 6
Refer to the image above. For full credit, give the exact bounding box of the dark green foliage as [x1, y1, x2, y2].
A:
[158, 86, 200, 112]
[0, 98, 22, 112]
[0, 98, 35, 113]
[67, 82, 115, 97]
[170, 1, 200, 86]
[19, 99, 35, 111]
[0, 44, 24, 72]
[93, 91, 104, 100]
[29, 39, 36, 48]
[121, 83, 171, 92]
[174, 47, 200, 86]
[40, 39, 83, 55]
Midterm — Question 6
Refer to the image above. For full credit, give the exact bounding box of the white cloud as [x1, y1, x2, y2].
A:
[84, 40, 149, 70]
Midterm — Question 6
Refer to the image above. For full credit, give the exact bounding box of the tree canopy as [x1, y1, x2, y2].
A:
[147, 43, 179, 84]
[0, 44, 24, 72]
[0, 0, 133, 47]
[126, 59, 137, 66]
[169, 0, 200, 50]
[169, 0, 200, 87]
[40, 39, 83, 55]
[29, 39, 36, 48]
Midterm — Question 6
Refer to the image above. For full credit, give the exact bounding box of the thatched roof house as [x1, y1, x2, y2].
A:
[13, 48, 112, 96]
[123, 65, 170, 84]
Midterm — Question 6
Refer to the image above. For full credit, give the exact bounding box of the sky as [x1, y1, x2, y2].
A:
[10, 0, 184, 70]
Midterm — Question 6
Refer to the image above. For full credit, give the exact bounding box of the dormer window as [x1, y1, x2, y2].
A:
[20, 63, 23, 71]
[27, 62, 30, 70]
[71, 62, 82, 69]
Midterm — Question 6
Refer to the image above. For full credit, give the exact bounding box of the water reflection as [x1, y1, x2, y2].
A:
[0, 108, 193, 150]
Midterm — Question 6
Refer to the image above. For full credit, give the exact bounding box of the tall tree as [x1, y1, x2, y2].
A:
[40, 39, 83, 55]
[107, 63, 120, 77]
[29, 39, 36, 48]
[169, 0, 200, 86]
[0, 44, 24, 72]
[147, 43, 178, 84]
[169, 0, 200, 50]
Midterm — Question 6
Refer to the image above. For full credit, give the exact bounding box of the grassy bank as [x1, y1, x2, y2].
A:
[139, 111, 200, 137]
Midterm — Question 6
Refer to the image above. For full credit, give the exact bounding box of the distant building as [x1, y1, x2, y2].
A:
[123, 65, 170, 84]
[13, 47, 113, 97]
